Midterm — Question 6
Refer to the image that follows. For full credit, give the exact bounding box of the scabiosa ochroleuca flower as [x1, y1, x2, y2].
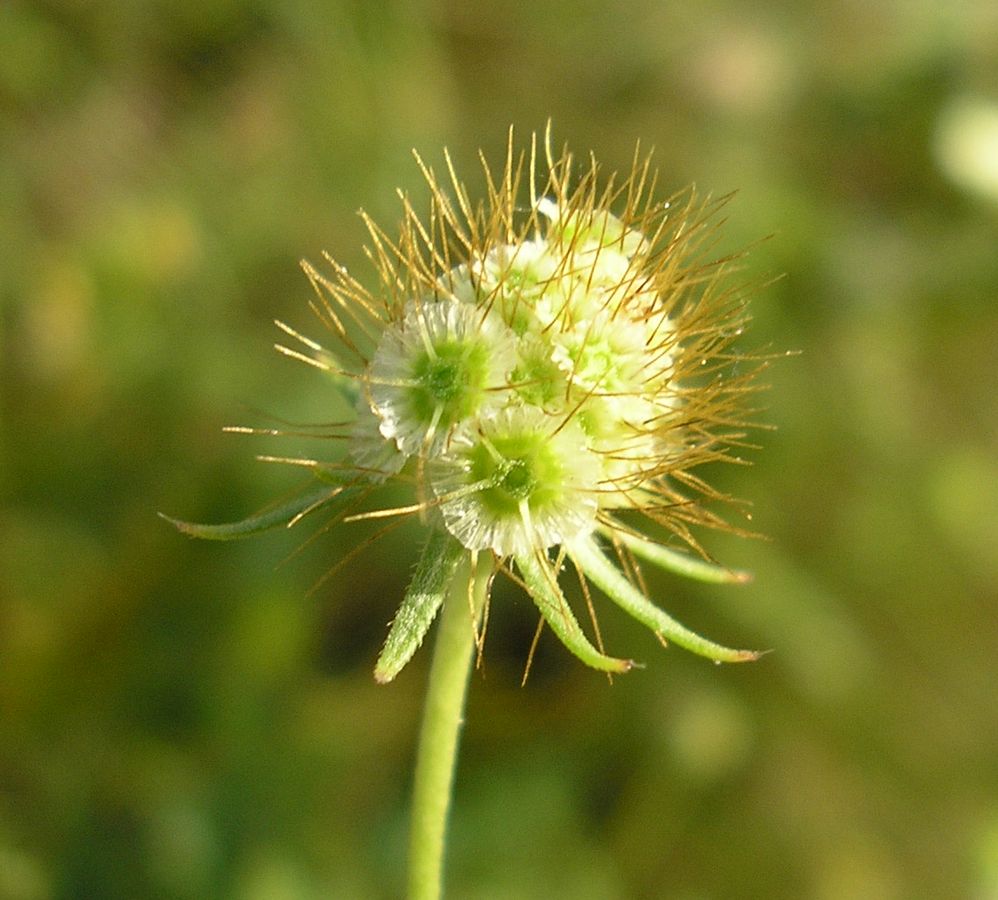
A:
[166, 129, 767, 683]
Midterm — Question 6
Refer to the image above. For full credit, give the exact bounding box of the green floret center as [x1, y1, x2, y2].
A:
[467, 431, 565, 517]
[499, 459, 535, 499]
[410, 340, 489, 427]
[511, 350, 565, 409]
[574, 341, 617, 385]
[494, 275, 540, 335]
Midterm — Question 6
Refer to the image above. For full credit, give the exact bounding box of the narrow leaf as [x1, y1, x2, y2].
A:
[569, 534, 759, 663]
[605, 527, 752, 584]
[375, 530, 465, 683]
[515, 552, 634, 674]
[159, 483, 355, 541]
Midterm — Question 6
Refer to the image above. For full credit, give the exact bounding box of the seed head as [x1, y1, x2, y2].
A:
[167, 127, 769, 680]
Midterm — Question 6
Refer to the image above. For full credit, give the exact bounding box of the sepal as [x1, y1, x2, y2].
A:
[568, 534, 759, 663]
[605, 527, 752, 585]
[159, 482, 355, 541]
[515, 551, 633, 674]
[375, 530, 465, 683]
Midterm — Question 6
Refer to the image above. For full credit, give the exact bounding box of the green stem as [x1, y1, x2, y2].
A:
[408, 555, 487, 900]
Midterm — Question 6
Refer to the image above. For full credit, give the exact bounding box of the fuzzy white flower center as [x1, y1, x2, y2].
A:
[357, 198, 684, 553]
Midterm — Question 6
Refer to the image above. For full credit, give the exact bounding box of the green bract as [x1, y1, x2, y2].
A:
[166, 130, 766, 680]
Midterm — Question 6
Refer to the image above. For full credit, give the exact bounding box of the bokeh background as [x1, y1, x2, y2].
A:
[3, 1, 998, 898]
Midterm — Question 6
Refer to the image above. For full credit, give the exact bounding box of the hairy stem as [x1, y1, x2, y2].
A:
[408, 554, 487, 900]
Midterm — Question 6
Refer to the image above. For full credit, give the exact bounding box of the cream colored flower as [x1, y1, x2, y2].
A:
[169, 128, 766, 679]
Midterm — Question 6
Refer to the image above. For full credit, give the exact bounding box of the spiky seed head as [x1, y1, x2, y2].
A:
[178, 127, 770, 678]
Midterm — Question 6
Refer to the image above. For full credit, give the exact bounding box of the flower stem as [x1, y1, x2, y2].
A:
[408, 554, 487, 900]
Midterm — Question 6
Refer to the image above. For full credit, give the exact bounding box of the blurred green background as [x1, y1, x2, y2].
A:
[3, 1, 997, 898]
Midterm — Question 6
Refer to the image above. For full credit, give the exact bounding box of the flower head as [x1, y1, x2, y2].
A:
[166, 127, 768, 681]
[430, 406, 601, 558]
[368, 299, 517, 456]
